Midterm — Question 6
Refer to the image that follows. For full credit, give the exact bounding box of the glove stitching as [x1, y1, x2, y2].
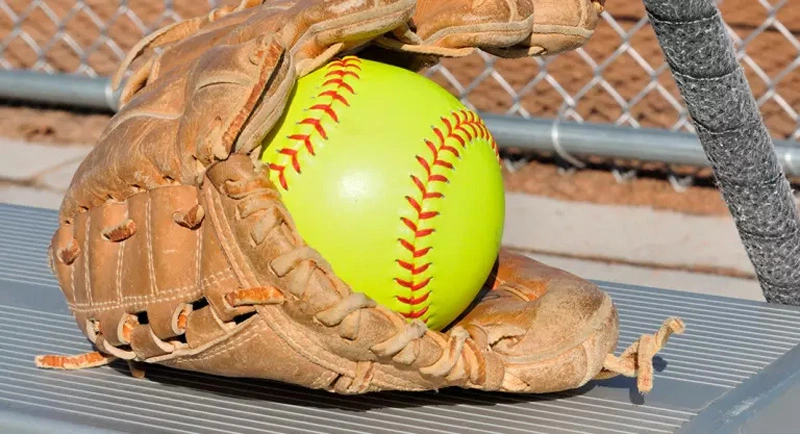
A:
[146, 194, 158, 299]
[257, 305, 364, 381]
[83, 214, 92, 306]
[195, 214, 203, 298]
[172, 319, 263, 363]
[115, 235, 125, 304]
[69, 236, 76, 308]
[67, 269, 234, 312]
[363, 364, 426, 391]
[394, 109, 499, 324]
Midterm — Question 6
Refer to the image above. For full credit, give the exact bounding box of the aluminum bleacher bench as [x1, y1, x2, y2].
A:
[1, 202, 799, 434]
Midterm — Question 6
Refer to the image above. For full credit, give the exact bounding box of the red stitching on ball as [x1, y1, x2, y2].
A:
[286, 134, 315, 155]
[317, 90, 350, 106]
[396, 259, 431, 275]
[402, 306, 430, 319]
[299, 118, 328, 139]
[309, 104, 339, 122]
[396, 292, 431, 306]
[396, 277, 432, 291]
[395, 109, 498, 323]
[322, 78, 354, 94]
[267, 57, 361, 190]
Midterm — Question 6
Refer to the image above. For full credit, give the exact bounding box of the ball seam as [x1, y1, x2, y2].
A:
[267, 56, 362, 190]
[394, 109, 499, 325]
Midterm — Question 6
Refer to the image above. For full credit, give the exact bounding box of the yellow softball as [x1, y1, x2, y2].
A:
[259, 56, 504, 331]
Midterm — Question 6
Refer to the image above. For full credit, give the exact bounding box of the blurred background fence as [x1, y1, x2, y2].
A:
[2, 0, 800, 188]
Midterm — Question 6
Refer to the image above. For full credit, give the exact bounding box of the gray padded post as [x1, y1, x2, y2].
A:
[642, 0, 800, 304]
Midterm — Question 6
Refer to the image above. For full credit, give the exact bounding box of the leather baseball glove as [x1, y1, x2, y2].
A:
[36, 0, 684, 395]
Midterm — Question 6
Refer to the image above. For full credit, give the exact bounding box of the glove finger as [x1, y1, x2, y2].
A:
[115, 0, 417, 106]
[58, 33, 292, 223]
[407, 0, 535, 54]
[60, 0, 416, 224]
[485, 0, 606, 57]
[376, 0, 604, 59]
[111, 3, 245, 101]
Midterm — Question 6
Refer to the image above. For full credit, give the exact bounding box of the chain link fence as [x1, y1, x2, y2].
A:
[2, 0, 800, 185]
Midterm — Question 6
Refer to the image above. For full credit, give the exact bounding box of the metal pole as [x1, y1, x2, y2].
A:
[0, 70, 119, 112]
[482, 113, 800, 177]
[1, 69, 800, 178]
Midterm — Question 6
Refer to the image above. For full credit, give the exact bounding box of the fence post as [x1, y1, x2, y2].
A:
[643, 0, 800, 304]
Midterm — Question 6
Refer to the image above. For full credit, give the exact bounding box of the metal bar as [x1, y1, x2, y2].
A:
[0, 70, 119, 112]
[481, 113, 800, 177]
[675, 340, 800, 433]
[483, 113, 709, 165]
[2, 69, 800, 179]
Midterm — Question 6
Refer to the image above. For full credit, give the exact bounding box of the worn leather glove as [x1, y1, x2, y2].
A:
[38, 0, 683, 395]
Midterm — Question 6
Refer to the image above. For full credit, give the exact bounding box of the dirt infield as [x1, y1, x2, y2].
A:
[0, 0, 795, 216]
